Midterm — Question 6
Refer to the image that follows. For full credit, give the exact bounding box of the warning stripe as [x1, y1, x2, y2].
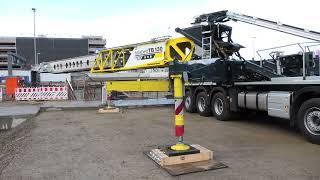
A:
[174, 98, 184, 137]
[175, 99, 184, 115]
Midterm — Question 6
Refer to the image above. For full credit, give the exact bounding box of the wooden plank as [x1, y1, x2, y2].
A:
[98, 107, 120, 113]
[164, 160, 227, 176]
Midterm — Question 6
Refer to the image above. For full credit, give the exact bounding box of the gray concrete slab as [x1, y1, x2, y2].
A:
[0, 105, 40, 118]
[0, 101, 102, 119]
[0, 101, 102, 130]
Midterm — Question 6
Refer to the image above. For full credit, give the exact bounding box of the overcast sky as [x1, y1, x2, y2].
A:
[1, 0, 320, 59]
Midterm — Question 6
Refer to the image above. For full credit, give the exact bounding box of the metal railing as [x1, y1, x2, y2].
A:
[256, 42, 320, 80]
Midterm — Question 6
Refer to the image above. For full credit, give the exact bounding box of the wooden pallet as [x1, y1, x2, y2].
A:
[144, 144, 227, 176]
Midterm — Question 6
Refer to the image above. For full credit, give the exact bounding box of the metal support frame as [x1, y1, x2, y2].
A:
[100, 86, 119, 112]
[225, 11, 320, 42]
[93, 48, 131, 72]
[106, 89, 113, 109]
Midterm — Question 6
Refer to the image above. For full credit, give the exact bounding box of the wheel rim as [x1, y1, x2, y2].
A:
[185, 96, 191, 109]
[214, 98, 224, 115]
[304, 107, 320, 136]
[198, 97, 206, 112]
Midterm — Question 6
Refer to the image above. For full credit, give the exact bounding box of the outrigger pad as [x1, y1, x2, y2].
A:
[160, 144, 200, 157]
[144, 144, 228, 176]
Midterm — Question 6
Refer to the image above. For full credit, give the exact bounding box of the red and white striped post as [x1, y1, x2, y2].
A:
[170, 75, 190, 151]
[175, 97, 184, 138]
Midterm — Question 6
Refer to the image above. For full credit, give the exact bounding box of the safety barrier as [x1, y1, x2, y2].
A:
[0, 88, 2, 102]
[40, 87, 68, 100]
[15, 87, 41, 101]
[15, 86, 68, 101]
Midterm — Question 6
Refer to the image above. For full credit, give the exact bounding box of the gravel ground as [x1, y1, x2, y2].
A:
[0, 117, 35, 175]
[0, 107, 320, 180]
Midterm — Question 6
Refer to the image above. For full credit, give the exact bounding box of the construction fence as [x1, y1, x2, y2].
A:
[15, 86, 68, 101]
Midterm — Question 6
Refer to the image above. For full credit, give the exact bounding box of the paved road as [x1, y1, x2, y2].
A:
[1, 107, 320, 179]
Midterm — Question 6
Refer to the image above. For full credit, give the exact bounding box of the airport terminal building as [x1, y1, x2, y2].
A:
[0, 36, 106, 69]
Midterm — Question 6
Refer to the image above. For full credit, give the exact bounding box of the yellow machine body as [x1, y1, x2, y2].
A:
[106, 80, 170, 92]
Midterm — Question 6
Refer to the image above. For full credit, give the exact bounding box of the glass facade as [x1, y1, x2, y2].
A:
[16, 37, 89, 68]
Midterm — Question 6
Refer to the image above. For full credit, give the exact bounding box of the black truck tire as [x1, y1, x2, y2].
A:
[298, 98, 320, 144]
[211, 92, 232, 121]
[196, 92, 212, 117]
[184, 91, 196, 113]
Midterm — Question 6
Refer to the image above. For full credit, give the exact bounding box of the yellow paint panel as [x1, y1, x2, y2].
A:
[106, 80, 170, 92]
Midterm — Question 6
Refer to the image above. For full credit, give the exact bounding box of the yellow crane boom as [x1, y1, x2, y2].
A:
[90, 37, 195, 73]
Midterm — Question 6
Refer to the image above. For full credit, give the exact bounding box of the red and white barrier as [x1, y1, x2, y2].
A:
[40, 87, 68, 100]
[0, 88, 3, 102]
[15, 86, 68, 101]
[15, 87, 41, 101]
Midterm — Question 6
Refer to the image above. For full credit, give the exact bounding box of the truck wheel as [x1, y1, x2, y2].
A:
[184, 91, 196, 113]
[298, 98, 320, 144]
[196, 92, 212, 117]
[211, 92, 231, 121]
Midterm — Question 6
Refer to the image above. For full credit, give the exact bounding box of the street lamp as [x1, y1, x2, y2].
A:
[32, 8, 37, 65]
[37, 52, 40, 64]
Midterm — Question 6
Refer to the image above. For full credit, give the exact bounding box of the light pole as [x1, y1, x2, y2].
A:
[37, 52, 40, 64]
[32, 8, 37, 65]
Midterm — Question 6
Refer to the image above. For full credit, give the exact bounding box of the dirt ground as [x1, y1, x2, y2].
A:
[1, 107, 320, 180]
